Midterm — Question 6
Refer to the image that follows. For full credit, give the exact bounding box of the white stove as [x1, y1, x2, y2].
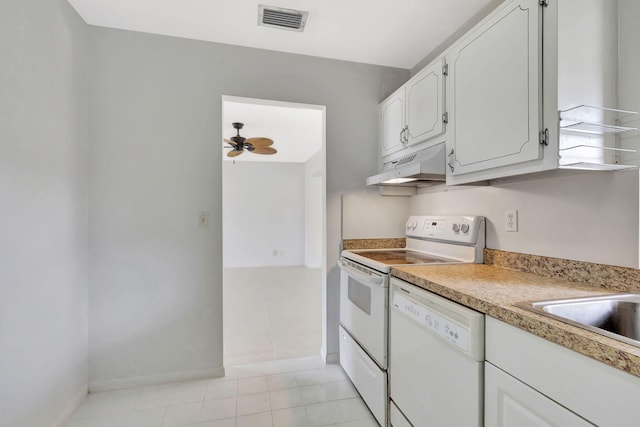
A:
[341, 215, 485, 273]
[337, 215, 485, 426]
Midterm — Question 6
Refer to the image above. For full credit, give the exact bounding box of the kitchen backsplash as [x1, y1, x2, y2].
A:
[343, 238, 406, 250]
[485, 249, 640, 294]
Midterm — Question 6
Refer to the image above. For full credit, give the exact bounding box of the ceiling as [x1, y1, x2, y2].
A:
[66, 0, 496, 69]
[222, 97, 323, 163]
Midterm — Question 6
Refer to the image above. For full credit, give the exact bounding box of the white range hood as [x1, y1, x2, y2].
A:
[366, 143, 446, 187]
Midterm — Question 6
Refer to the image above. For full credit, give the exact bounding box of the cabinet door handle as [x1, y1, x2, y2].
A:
[447, 148, 455, 173]
[338, 260, 385, 286]
[400, 126, 409, 144]
[399, 126, 408, 145]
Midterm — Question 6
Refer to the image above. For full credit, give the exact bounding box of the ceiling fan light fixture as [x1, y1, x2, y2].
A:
[223, 122, 277, 158]
[258, 5, 309, 32]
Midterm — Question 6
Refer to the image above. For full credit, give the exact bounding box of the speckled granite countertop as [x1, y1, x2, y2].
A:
[390, 264, 640, 378]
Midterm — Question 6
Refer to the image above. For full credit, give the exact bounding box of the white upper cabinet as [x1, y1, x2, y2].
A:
[379, 58, 446, 159]
[379, 90, 405, 157]
[405, 59, 446, 147]
[374, 0, 635, 186]
[445, 0, 555, 184]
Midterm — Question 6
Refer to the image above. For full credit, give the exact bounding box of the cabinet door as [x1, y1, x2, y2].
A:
[447, 0, 542, 178]
[379, 89, 406, 157]
[405, 58, 446, 147]
[486, 318, 640, 427]
[485, 362, 594, 427]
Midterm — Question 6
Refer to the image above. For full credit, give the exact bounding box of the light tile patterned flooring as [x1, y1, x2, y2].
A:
[66, 267, 378, 426]
[65, 356, 377, 426]
[223, 267, 323, 366]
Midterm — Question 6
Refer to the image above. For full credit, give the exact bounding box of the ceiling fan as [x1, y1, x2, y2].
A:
[224, 122, 277, 158]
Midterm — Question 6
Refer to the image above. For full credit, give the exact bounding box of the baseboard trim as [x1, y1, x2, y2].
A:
[55, 386, 88, 427]
[323, 351, 340, 364]
[89, 366, 225, 392]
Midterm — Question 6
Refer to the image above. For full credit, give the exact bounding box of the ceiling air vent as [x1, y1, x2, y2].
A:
[258, 5, 309, 32]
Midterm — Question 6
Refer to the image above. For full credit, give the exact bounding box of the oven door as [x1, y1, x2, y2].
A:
[338, 257, 388, 368]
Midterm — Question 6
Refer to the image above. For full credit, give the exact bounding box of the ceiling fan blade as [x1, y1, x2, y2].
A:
[224, 138, 237, 146]
[227, 150, 244, 158]
[245, 137, 274, 148]
[252, 147, 277, 155]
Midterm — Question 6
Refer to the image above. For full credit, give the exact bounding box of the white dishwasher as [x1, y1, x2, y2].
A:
[389, 277, 485, 427]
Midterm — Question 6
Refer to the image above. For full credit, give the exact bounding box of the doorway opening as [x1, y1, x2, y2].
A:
[221, 95, 326, 366]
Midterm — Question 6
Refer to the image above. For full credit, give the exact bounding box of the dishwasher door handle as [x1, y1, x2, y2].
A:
[338, 260, 385, 287]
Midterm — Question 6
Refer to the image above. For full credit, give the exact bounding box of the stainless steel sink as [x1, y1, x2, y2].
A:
[515, 294, 640, 347]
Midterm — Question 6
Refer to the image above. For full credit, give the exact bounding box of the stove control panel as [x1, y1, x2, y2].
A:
[405, 215, 484, 244]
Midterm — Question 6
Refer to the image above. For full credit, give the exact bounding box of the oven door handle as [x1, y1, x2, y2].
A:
[338, 260, 385, 286]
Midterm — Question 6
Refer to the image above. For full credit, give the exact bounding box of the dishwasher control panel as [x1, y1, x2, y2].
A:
[393, 292, 470, 352]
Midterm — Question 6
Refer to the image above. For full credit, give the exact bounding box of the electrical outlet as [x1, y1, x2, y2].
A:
[504, 209, 518, 232]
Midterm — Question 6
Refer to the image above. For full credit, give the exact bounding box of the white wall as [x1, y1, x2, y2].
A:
[410, 170, 639, 268]
[619, 0, 640, 165]
[88, 25, 409, 384]
[305, 177, 323, 267]
[305, 151, 324, 268]
[0, 0, 89, 425]
[558, 0, 617, 110]
[223, 161, 306, 268]
[557, 0, 619, 166]
[342, 189, 411, 239]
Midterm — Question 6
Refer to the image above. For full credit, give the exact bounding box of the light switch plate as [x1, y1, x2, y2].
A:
[199, 211, 209, 228]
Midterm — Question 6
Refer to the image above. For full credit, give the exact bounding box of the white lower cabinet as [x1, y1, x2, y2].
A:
[486, 317, 640, 427]
[485, 362, 593, 427]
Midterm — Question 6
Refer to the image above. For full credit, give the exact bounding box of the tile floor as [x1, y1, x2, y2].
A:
[65, 356, 377, 427]
[223, 267, 322, 366]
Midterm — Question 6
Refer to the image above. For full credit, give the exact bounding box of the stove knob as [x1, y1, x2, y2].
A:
[452, 223, 460, 233]
[460, 223, 470, 233]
